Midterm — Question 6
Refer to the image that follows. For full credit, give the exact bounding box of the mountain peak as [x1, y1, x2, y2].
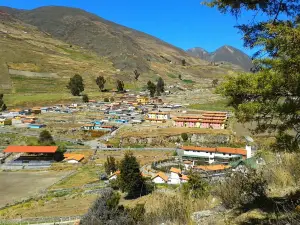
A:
[187, 45, 253, 71]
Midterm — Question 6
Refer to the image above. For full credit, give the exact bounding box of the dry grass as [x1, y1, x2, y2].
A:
[94, 150, 173, 166]
[118, 126, 231, 138]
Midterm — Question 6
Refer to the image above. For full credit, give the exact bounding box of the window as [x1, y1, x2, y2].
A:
[210, 152, 212, 155]
[223, 153, 225, 155]
[229, 154, 232, 156]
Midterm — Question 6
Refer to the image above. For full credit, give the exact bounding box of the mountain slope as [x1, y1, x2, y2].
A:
[1, 6, 204, 72]
[187, 45, 253, 71]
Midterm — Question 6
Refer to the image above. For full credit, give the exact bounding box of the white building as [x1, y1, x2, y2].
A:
[182, 146, 250, 164]
[152, 172, 168, 184]
[148, 112, 170, 120]
[108, 171, 120, 181]
[168, 167, 182, 184]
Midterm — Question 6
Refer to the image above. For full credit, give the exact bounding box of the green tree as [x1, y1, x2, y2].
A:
[104, 97, 110, 102]
[181, 59, 186, 66]
[54, 145, 67, 162]
[104, 156, 118, 175]
[110, 97, 115, 102]
[178, 74, 182, 80]
[182, 171, 210, 198]
[147, 81, 156, 97]
[134, 70, 140, 81]
[82, 94, 89, 103]
[181, 133, 188, 142]
[116, 80, 125, 92]
[0, 94, 7, 111]
[38, 130, 55, 146]
[156, 77, 165, 96]
[212, 79, 219, 87]
[204, 0, 300, 151]
[95, 76, 106, 91]
[66, 74, 84, 96]
[119, 151, 145, 198]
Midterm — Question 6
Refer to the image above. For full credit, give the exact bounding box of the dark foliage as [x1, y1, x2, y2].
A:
[134, 70, 140, 81]
[104, 156, 118, 175]
[181, 59, 186, 66]
[147, 81, 156, 97]
[116, 80, 125, 92]
[212, 78, 219, 87]
[82, 94, 89, 103]
[80, 188, 135, 225]
[104, 97, 109, 102]
[156, 77, 165, 96]
[96, 76, 106, 91]
[66, 74, 84, 96]
[119, 151, 150, 199]
[181, 133, 189, 142]
[182, 170, 210, 198]
[38, 130, 55, 146]
[178, 74, 182, 80]
[0, 94, 7, 111]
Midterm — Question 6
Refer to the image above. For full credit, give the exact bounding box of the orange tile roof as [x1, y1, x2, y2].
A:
[174, 119, 201, 122]
[152, 172, 168, 182]
[109, 170, 120, 178]
[194, 164, 230, 171]
[64, 154, 85, 162]
[182, 146, 247, 156]
[181, 174, 189, 180]
[182, 146, 216, 153]
[4, 146, 58, 153]
[217, 147, 247, 156]
[176, 116, 202, 119]
[201, 120, 225, 124]
[170, 167, 182, 174]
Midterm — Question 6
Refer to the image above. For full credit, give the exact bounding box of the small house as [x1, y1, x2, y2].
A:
[152, 172, 168, 184]
[180, 174, 189, 183]
[115, 119, 129, 124]
[81, 124, 95, 131]
[200, 119, 226, 129]
[137, 96, 149, 105]
[148, 112, 170, 120]
[168, 167, 182, 184]
[64, 153, 85, 164]
[146, 118, 166, 123]
[31, 107, 42, 114]
[108, 170, 120, 181]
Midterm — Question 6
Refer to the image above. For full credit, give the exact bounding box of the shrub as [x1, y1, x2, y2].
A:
[181, 133, 188, 142]
[104, 97, 109, 102]
[214, 169, 267, 209]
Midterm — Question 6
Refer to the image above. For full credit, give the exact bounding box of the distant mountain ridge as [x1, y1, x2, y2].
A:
[187, 45, 253, 71]
[0, 6, 205, 72]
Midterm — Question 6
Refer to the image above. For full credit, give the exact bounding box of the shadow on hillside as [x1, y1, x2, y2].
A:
[238, 190, 300, 224]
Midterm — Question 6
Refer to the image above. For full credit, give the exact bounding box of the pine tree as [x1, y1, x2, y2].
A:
[82, 94, 89, 103]
[119, 151, 145, 198]
[38, 130, 55, 146]
[95, 76, 106, 91]
[0, 94, 7, 111]
[147, 81, 156, 97]
[156, 77, 165, 96]
[116, 80, 125, 92]
[104, 156, 118, 175]
[205, 0, 300, 151]
[66, 74, 84, 96]
[134, 70, 140, 81]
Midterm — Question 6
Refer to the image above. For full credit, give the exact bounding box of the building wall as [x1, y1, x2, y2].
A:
[183, 150, 243, 159]
[168, 172, 181, 184]
[152, 176, 166, 184]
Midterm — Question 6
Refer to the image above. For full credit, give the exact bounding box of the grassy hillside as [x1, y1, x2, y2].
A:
[0, 8, 242, 107]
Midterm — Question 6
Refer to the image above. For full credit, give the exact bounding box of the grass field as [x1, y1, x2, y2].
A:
[0, 171, 67, 208]
[187, 99, 232, 111]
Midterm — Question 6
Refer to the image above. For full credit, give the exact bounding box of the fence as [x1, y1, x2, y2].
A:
[0, 215, 82, 224]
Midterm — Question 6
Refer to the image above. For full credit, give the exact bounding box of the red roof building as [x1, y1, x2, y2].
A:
[3, 146, 58, 153]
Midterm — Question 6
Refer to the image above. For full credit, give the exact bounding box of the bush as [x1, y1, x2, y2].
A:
[82, 94, 89, 103]
[181, 133, 189, 142]
[214, 169, 267, 209]
[104, 97, 109, 102]
[80, 188, 134, 225]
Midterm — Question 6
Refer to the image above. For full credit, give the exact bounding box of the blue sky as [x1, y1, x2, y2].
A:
[1, 0, 258, 55]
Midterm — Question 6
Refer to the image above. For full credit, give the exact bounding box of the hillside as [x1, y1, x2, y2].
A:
[187, 45, 254, 71]
[0, 6, 244, 107]
[1, 6, 205, 72]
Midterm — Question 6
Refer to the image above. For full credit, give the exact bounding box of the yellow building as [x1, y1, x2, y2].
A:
[137, 96, 149, 105]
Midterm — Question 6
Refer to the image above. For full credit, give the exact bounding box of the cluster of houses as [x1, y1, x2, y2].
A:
[144, 111, 228, 130]
[108, 167, 189, 185]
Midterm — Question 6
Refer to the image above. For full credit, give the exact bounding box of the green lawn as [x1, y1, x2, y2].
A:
[188, 99, 232, 111]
